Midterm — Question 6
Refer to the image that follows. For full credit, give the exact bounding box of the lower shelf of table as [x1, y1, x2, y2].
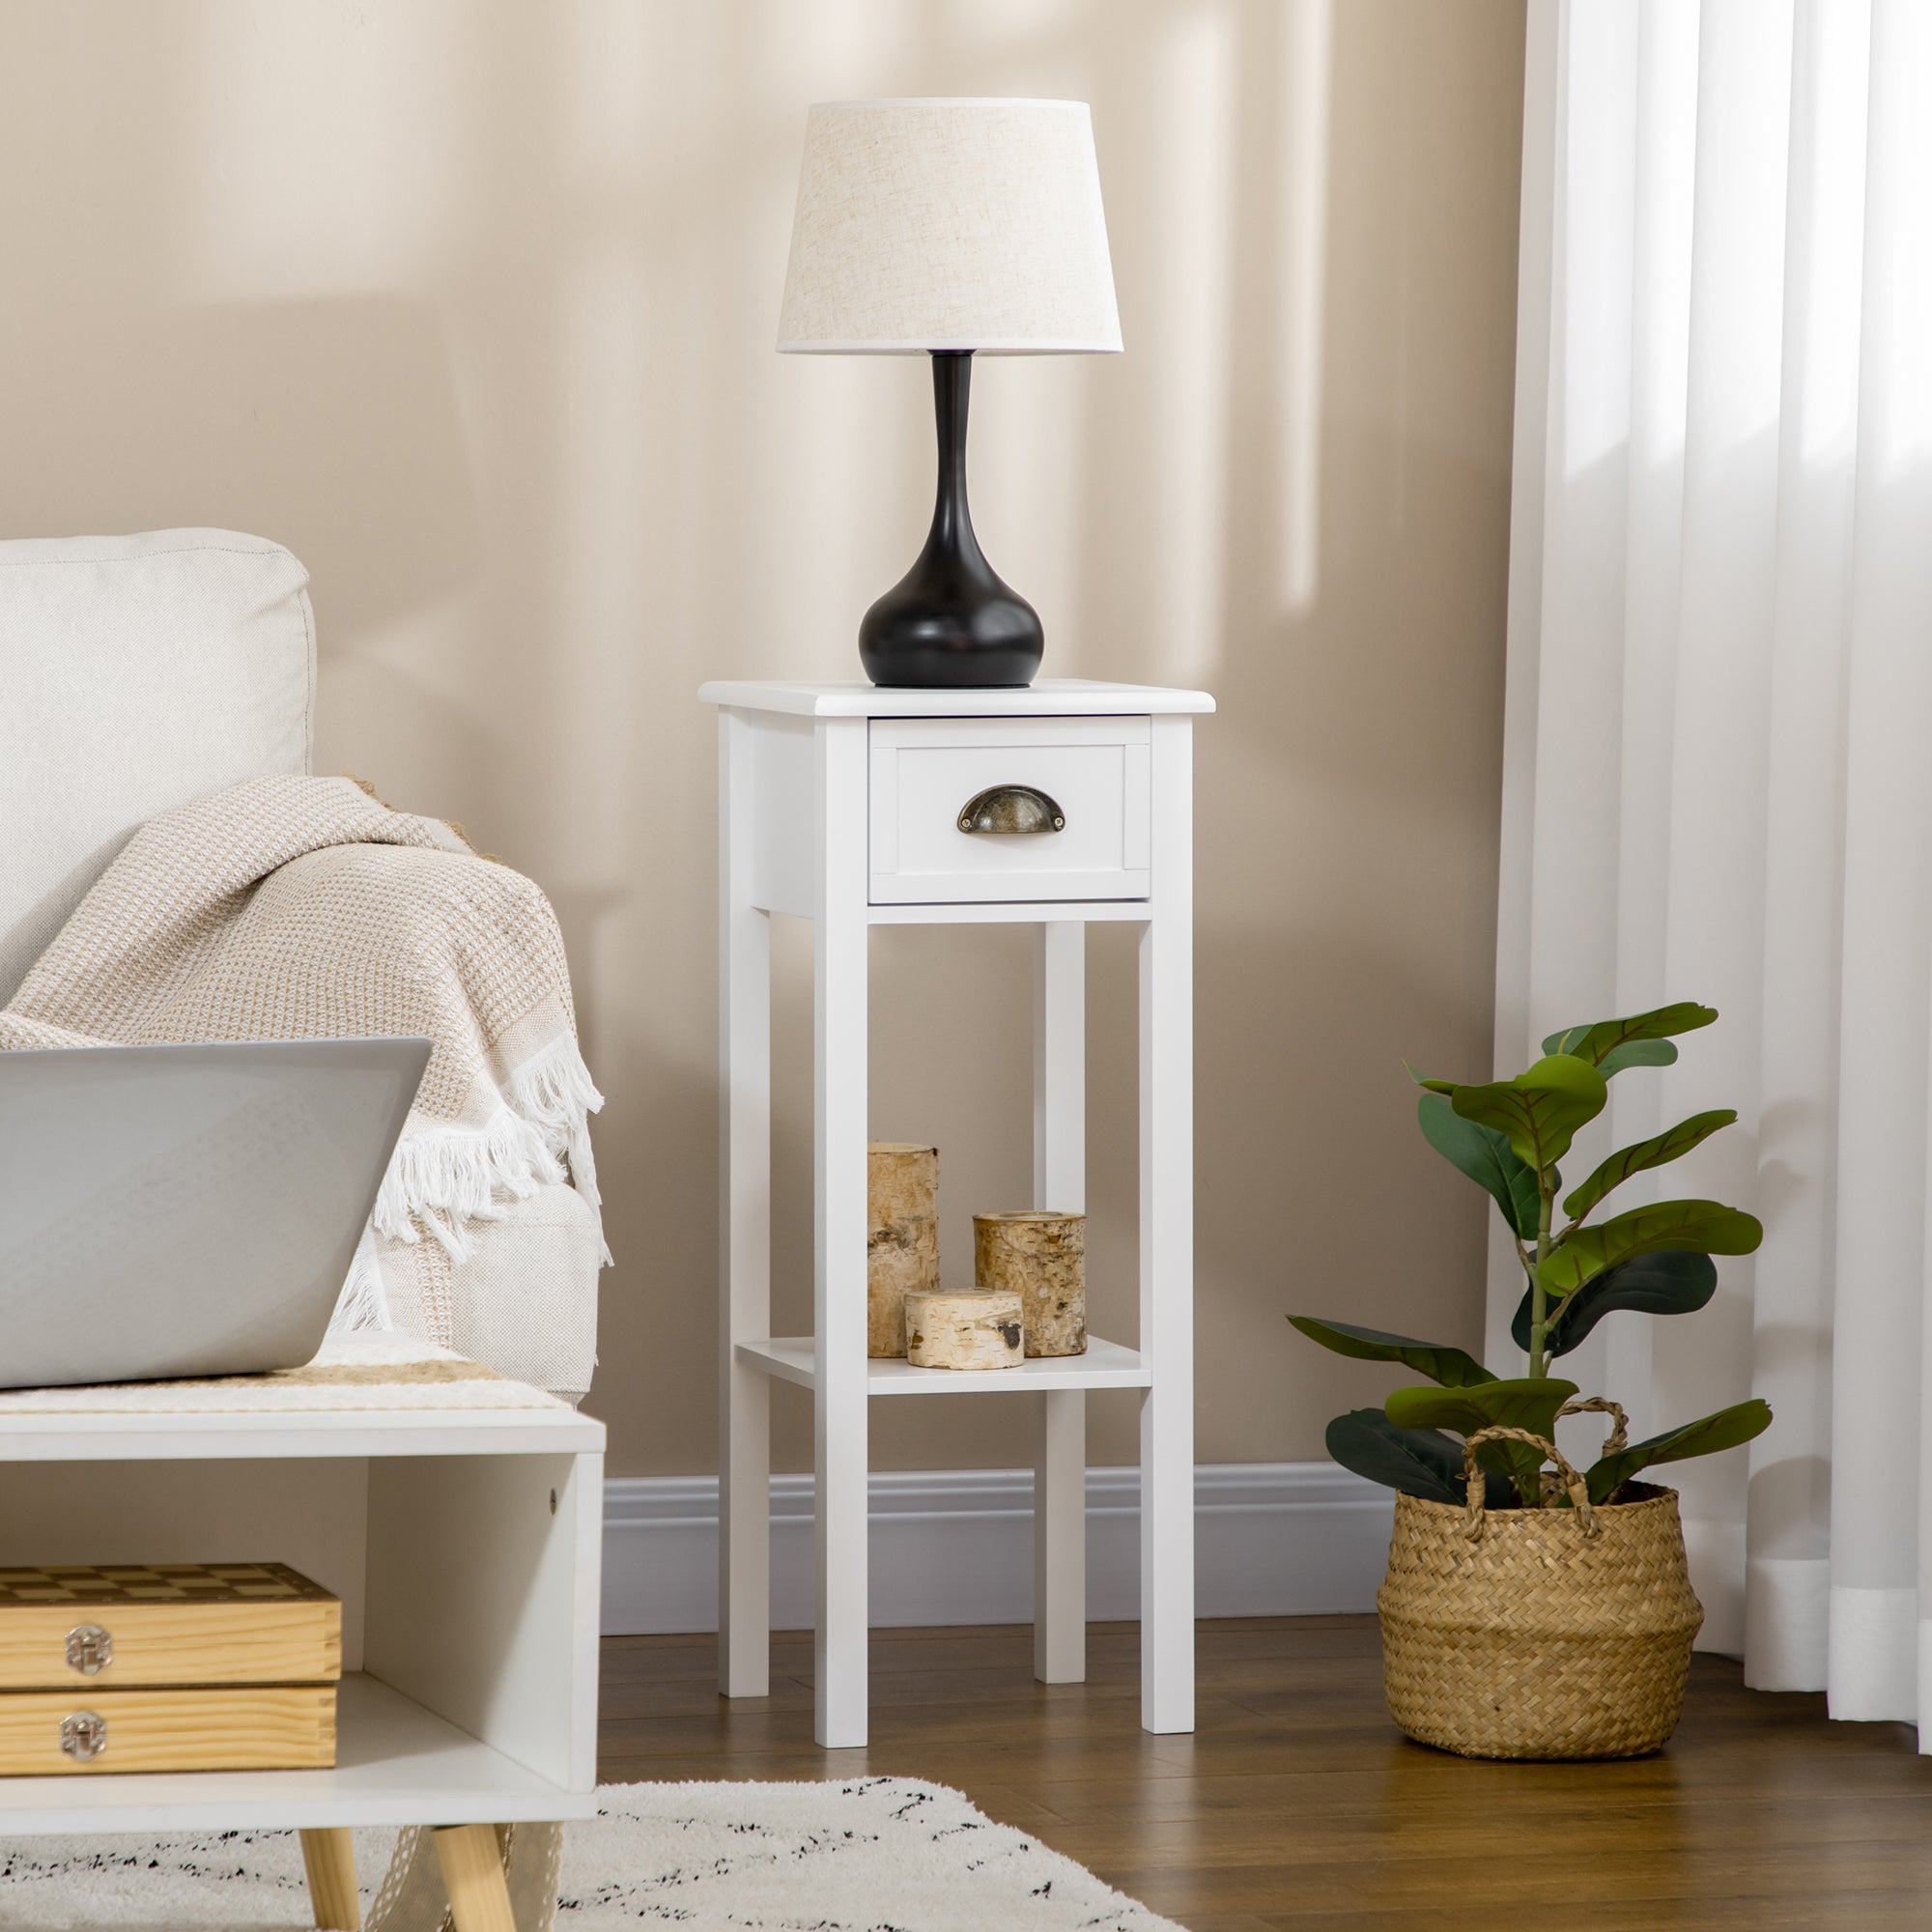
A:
[0, 1672, 591, 1835]
[736, 1333, 1152, 1394]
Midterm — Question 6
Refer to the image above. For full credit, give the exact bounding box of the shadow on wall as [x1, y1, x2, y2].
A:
[0, 298, 478, 627]
[0, 294, 496, 838]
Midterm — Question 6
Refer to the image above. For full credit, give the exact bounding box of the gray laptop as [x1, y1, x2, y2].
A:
[0, 1038, 430, 1390]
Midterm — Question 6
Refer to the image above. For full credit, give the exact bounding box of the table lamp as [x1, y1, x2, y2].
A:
[778, 99, 1122, 688]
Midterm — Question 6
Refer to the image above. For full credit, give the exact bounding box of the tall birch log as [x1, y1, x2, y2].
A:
[867, 1143, 938, 1357]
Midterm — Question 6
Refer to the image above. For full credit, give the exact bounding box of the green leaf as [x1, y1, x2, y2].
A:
[1325, 1409, 1516, 1508]
[1445, 1056, 1608, 1170]
[1585, 1399, 1774, 1503]
[1542, 1004, 1718, 1071]
[1598, 1038, 1678, 1078]
[1562, 1110, 1739, 1221]
[1416, 1094, 1542, 1239]
[1384, 1377, 1579, 1501]
[1511, 1250, 1719, 1356]
[1288, 1317, 1497, 1388]
[1538, 1199, 1762, 1298]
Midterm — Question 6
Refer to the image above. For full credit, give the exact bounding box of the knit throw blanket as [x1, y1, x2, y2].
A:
[0, 775, 605, 1334]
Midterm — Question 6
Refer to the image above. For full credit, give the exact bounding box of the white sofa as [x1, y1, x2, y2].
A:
[0, 527, 601, 1399]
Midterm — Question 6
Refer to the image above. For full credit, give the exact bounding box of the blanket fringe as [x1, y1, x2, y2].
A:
[328, 1223, 392, 1334]
[505, 1033, 612, 1264]
[505, 1032, 607, 1209]
[375, 1110, 561, 1263]
[373, 1034, 608, 1266]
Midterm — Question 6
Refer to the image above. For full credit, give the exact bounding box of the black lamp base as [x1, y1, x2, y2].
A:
[859, 351, 1043, 689]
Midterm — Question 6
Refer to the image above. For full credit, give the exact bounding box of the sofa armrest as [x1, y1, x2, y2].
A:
[453, 1183, 603, 1403]
[378, 1183, 602, 1403]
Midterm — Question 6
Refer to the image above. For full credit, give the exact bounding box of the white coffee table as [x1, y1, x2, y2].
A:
[0, 1342, 604, 1926]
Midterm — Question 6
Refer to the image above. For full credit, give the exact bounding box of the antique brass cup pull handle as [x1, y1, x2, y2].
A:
[957, 785, 1065, 835]
[65, 1624, 112, 1676]
[60, 1710, 107, 1761]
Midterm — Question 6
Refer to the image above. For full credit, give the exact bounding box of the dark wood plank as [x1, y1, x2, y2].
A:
[598, 1616, 1932, 1927]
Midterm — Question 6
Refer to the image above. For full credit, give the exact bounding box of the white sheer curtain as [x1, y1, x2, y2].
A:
[1499, 0, 1932, 1738]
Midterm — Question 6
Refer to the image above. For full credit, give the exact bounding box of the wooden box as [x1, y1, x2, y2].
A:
[0, 1562, 339, 1775]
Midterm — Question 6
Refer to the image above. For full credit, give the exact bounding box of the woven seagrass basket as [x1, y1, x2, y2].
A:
[1378, 1422, 1704, 1760]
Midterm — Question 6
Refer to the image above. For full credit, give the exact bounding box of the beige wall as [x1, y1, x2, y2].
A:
[0, 0, 1524, 1477]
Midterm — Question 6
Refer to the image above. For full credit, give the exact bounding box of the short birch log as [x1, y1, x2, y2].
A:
[904, 1289, 1025, 1370]
[974, 1210, 1087, 1357]
[867, 1143, 939, 1357]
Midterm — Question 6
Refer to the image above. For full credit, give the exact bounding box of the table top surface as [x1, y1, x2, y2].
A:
[0, 1339, 606, 1460]
[699, 677, 1216, 719]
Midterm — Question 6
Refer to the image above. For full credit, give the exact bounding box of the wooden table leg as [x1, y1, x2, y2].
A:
[299, 1827, 360, 1930]
[435, 1824, 516, 1932]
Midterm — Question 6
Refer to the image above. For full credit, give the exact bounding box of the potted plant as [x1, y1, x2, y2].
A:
[1292, 1002, 1772, 1760]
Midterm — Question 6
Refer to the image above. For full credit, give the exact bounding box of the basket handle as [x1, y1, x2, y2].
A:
[1462, 1426, 1597, 1541]
[1557, 1396, 1629, 1457]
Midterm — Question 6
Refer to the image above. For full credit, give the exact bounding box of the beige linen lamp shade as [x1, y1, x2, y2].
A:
[777, 99, 1122, 355]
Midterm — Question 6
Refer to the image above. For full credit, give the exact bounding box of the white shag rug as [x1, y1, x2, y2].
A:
[0, 1777, 1185, 1931]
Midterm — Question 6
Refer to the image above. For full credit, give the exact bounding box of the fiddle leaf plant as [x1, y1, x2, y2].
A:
[1292, 1002, 1772, 1510]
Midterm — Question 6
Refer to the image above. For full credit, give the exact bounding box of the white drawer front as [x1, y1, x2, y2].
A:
[868, 717, 1151, 904]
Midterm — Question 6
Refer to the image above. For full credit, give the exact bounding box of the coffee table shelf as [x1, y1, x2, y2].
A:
[0, 1672, 589, 1835]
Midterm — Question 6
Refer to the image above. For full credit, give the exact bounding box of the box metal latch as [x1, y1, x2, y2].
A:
[59, 1710, 107, 1761]
[65, 1623, 112, 1676]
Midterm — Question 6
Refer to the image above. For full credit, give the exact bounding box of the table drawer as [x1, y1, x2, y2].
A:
[868, 717, 1151, 904]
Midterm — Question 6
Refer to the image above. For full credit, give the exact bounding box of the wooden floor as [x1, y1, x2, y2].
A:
[598, 1615, 1932, 1931]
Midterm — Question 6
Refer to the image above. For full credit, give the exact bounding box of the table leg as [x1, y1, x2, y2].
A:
[299, 1827, 359, 1930]
[1036, 1389, 1087, 1680]
[1034, 921, 1087, 1682]
[815, 721, 869, 1747]
[720, 709, 772, 1699]
[435, 1824, 515, 1932]
[1140, 718, 1195, 1734]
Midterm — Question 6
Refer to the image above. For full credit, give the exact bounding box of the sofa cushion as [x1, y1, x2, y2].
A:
[0, 529, 314, 999]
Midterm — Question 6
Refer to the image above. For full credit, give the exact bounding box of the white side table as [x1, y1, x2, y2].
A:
[703, 678, 1211, 1749]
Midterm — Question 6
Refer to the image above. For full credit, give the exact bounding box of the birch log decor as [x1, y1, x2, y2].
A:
[974, 1209, 1087, 1356]
[904, 1289, 1025, 1370]
[867, 1143, 939, 1357]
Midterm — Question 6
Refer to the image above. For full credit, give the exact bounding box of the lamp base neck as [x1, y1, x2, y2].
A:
[858, 351, 1044, 689]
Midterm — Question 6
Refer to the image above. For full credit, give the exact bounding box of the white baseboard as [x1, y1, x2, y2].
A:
[601, 1462, 1392, 1635]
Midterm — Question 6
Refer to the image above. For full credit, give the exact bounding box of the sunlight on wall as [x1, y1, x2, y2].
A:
[554, 1, 657, 885]
[1275, 0, 1330, 615]
[182, 0, 466, 297]
[752, 0, 917, 101]
[1145, 0, 1236, 687]
[945, 0, 1093, 51]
